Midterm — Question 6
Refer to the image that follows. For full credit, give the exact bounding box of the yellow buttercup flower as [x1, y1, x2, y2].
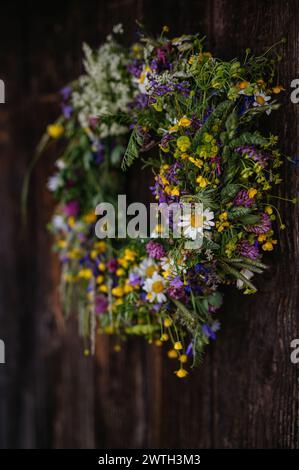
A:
[116, 268, 125, 277]
[78, 269, 93, 280]
[174, 341, 183, 351]
[68, 216, 76, 228]
[47, 123, 64, 139]
[98, 262, 106, 272]
[164, 318, 173, 328]
[112, 286, 124, 297]
[265, 206, 273, 215]
[124, 284, 133, 294]
[160, 333, 169, 342]
[179, 354, 188, 364]
[189, 156, 203, 168]
[196, 175, 209, 188]
[248, 188, 257, 199]
[178, 116, 192, 127]
[258, 234, 267, 242]
[96, 275, 104, 285]
[167, 349, 178, 359]
[166, 185, 180, 196]
[272, 85, 284, 94]
[99, 285, 108, 293]
[57, 240, 67, 249]
[83, 211, 96, 224]
[175, 368, 188, 378]
[219, 212, 228, 221]
[94, 241, 107, 253]
[118, 257, 128, 268]
[238, 81, 250, 89]
[216, 221, 230, 232]
[262, 241, 274, 251]
[124, 248, 137, 262]
[262, 240, 277, 251]
[90, 250, 97, 260]
[168, 124, 179, 133]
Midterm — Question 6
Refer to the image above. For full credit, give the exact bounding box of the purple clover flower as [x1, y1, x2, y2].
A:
[245, 213, 272, 234]
[234, 189, 254, 207]
[146, 241, 166, 259]
[237, 239, 259, 259]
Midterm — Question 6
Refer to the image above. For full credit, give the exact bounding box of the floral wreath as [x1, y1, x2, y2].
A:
[36, 25, 293, 378]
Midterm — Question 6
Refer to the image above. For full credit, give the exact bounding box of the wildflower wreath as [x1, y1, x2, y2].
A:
[37, 26, 290, 377]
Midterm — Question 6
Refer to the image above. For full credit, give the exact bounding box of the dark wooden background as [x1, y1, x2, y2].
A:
[0, 0, 298, 449]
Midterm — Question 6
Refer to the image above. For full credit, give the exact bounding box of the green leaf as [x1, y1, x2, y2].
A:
[121, 127, 143, 171]
[207, 291, 223, 308]
[193, 100, 235, 147]
[124, 324, 159, 335]
[219, 261, 257, 290]
[229, 206, 252, 220]
[228, 131, 268, 149]
[240, 214, 261, 224]
[111, 145, 125, 165]
[221, 183, 241, 203]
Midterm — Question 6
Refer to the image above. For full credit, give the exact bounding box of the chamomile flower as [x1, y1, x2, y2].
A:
[253, 92, 271, 114]
[178, 208, 214, 240]
[137, 258, 159, 278]
[143, 272, 167, 303]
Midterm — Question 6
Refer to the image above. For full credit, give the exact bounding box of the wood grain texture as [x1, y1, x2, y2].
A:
[0, 0, 298, 449]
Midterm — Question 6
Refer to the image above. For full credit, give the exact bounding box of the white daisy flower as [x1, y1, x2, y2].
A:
[178, 208, 214, 240]
[143, 272, 167, 303]
[237, 269, 254, 289]
[253, 92, 271, 114]
[137, 258, 159, 279]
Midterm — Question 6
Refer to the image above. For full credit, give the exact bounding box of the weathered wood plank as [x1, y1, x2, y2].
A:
[0, 0, 298, 449]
